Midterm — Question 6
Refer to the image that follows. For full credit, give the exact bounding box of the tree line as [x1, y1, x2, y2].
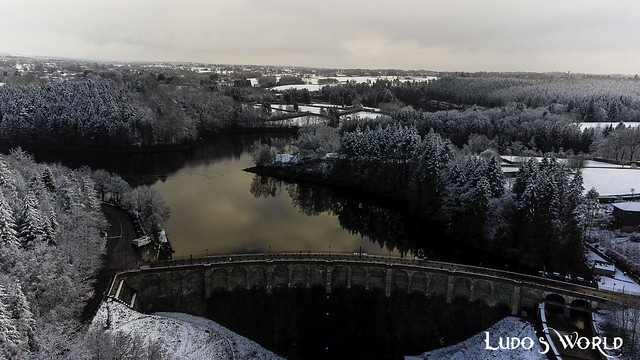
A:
[318, 75, 640, 161]
[2, 60, 639, 164]
[0, 70, 278, 149]
[260, 121, 588, 274]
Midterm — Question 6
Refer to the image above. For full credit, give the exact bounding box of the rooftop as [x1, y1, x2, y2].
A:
[613, 202, 640, 212]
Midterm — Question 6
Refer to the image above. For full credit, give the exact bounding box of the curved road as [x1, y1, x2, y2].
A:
[82, 204, 139, 322]
[102, 203, 138, 271]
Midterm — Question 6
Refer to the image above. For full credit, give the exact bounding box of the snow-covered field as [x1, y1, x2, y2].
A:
[91, 300, 282, 360]
[406, 317, 546, 360]
[500, 157, 640, 196]
[340, 110, 389, 121]
[297, 105, 324, 114]
[583, 160, 635, 168]
[581, 167, 640, 196]
[266, 114, 327, 127]
[501, 156, 568, 164]
[267, 104, 325, 114]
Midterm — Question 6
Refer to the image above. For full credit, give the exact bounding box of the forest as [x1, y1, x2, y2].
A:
[257, 122, 591, 273]
[0, 148, 172, 359]
[0, 150, 105, 358]
[1, 57, 640, 161]
[2, 56, 640, 356]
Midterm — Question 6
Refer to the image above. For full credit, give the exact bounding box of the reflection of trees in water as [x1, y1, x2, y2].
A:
[30, 133, 296, 186]
[286, 182, 335, 216]
[250, 175, 282, 198]
[250, 174, 419, 255]
[249, 174, 519, 268]
[334, 197, 413, 255]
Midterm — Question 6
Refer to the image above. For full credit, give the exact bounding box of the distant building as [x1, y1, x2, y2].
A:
[612, 202, 640, 231]
[592, 260, 616, 277]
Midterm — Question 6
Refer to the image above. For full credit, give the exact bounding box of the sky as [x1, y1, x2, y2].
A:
[2, 0, 640, 74]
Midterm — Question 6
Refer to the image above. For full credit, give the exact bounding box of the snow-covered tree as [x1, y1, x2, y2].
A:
[0, 284, 21, 357]
[17, 190, 44, 248]
[125, 185, 170, 239]
[40, 166, 56, 193]
[0, 157, 17, 196]
[42, 210, 58, 246]
[512, 158, 586, 271]
[408, 129, 453, 215]
[8, 282, 35, 351]
[0, 191, 19, 249]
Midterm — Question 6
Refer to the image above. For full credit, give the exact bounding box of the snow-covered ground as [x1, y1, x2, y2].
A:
[95, 301, 546, 360]
[583, 160, 636, 168]
[500, 157, 640, 196]
[581, 167, 640, 196]
[501, 156, 568, 164]
[340, 110, 389, 121]
[297, 105, 324, 114]
[586, 249, 640, 295]
[268, 104, 297, 112]
[91, 300, 283, 360]
[266, 114, 327, 127]
[406, 317, 546, 360]
[267, 104, 325, 115]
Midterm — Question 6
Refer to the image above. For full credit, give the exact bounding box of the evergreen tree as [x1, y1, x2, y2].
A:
[0, 157, 16, 195]
[478, 153, 505, 197]
[17, 190, 44, 248]
[512, 158, 586, 272]
[40, 167, 55, 193]
[0, 284, 20, 356]
[408, 130, 453, 215]
[9, 282, 35, 352]
[42, 210, 58, 246]
[0, 192, 19, 249]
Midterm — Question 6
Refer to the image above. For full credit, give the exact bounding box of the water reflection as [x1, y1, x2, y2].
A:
[28, 134, 511, 267]
[250, 174, 419, 256]
[250, 174, 282, 199]
[149, 134, 396, 258]
[248, 171, 515, 268]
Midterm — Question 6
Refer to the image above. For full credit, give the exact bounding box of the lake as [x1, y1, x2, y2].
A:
[29, 132, 516, 266]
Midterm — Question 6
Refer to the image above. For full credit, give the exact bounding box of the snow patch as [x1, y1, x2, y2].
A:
[407, 317, 546, 360]
[91, 300, 283, 360]
[275, 153, 296, 163]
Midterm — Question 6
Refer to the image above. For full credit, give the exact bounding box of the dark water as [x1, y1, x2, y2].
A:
[206, 287, 511, 360]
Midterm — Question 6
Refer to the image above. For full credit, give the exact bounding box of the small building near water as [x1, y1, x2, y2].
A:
[132, 236, 151, 248]
[612, 202, 640, 231]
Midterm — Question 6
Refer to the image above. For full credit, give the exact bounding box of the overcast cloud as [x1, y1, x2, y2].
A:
[1, 0, 639, 74]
